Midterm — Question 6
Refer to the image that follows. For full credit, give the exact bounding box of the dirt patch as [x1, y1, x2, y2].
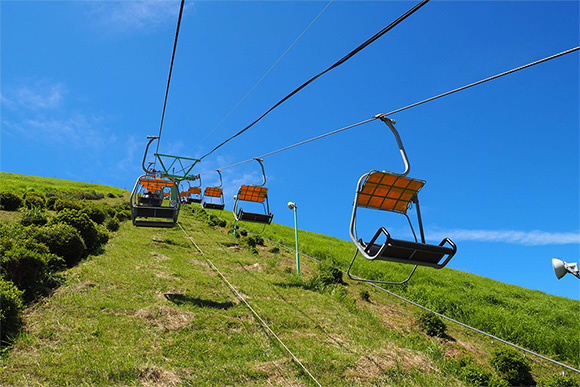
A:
[133, 305, 194, 331]
[188, 258, 210, 267]
[236, 262, 263, 272]
[252, 359, 305, 387]
[139, 366, 180, 386]
[151, 252, 171, 261]
[344, 347, 437, 380]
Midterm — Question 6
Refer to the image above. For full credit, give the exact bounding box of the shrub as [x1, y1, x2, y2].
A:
[537, 374, 579, 387]
[308, 258, 344, 290]
[0, 279, 23, 343]
[35, 223, 86, 267]
[114, 209, 131, 222]
[490, 348, 534, 386]
[0, 191, 22, 211]
[417, 311, 447, 337]
[45, 196, 59, 210]
[81, 205, 107, 225]
[74, 190, 104, 200]
[23, 192, 46, 209]
[458, 363, 492, 386]
[96, 225, 109, 247]
[106, 192, 116, 198]
[53, 198, 82, 212]
[208, 215, 227, 228]
[359, 289, 371, 302]
[241, 235, 264, 248]
[0, 242, 56, 301]
[105, 217, 120, 232]
[49, 209, 100, 253]
[20, 207, 48, 226]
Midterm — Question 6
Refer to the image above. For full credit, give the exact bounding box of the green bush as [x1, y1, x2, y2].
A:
[241, 235, 264, 248]
[45, 196, 59, 210]
[74, 190, 105, 200]
[23, 192, 46, 209]
[0, 279, 24, 343]
[537, 374, 579, 387]
[0, 191, 22, 211]
[35, 223, 87, 267]
[114, 209, 131, 222]
[308, 258, 344, 290]
[417, 311, 447, 337]
[359, 289, 371, 302]
[81, 205, 107, 225]
[490, 348, 534, 386]
[49, 209, 101, 253]
[0, 242, 59, 301]
[458, 363, 492, 386]
[20, 207, 48, 226]
[53, 198, 82, 212]
[105, 217, 120, 232]
[96, 225, 109, 247]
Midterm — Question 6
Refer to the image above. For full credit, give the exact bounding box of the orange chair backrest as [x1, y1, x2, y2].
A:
[357, 171, 425, 214]
[237, 185, 268, 203]
[204, 187, 223, 198]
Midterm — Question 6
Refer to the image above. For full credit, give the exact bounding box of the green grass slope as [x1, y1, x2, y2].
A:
[0, 174, 578, 386]
[0, 172, 127, 198]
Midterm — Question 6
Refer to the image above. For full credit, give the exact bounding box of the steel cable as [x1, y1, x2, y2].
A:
[199, 46, 579, 175]
[199, 0, 430, 161]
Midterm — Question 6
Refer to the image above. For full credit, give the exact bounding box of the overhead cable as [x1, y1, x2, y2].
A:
[155, 0, 186, 156]
[199, 0, 430, 161]
[193, 0, 335, 148]
[199, 46, 579, 175]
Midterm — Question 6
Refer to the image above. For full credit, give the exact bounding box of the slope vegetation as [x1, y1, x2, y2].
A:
[0, 174, 578, 386]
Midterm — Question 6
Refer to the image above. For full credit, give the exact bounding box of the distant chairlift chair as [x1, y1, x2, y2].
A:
[233, 158, 274, 235]
[348, 115, 457, 285]
[202, 170, 225, 211]
[187, 178, 203, 204]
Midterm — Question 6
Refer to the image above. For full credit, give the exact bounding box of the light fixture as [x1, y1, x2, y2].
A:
[288, 202, 296, 209]
[552, 258, 580, 280]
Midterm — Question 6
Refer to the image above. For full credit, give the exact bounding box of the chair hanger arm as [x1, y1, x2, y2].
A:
[375, 114, 410, 177]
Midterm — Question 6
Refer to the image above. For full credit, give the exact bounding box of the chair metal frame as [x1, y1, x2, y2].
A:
[130, 174, 180, 228]
[347, 115, 456, 285]
[202, 170, 225, 211]
[233, 158, 274, 235]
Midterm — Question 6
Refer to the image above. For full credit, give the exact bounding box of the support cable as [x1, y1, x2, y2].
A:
[177, 223, 323, 387]
[155, 0, 186, 158]
[199, 46, 579, 175]
[199, 0, 430, 161]
[263, 237, 580, 374]
[194, 0, 335, 148]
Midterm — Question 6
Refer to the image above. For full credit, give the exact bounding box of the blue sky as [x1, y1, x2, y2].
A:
[1, 1, 578, 299]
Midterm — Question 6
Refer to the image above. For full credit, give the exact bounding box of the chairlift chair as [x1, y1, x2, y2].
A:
[347, 115, 456, 285]
[233, 158, 274, 234]
[130, 174, 180, 228]
[202, 170, 225, 211]
[187, 177, 203, 204]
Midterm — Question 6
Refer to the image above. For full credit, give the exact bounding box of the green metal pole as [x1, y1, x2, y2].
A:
[293, 207, 300, 278]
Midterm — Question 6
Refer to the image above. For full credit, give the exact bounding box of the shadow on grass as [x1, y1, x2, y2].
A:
[164, 293, 235, 310]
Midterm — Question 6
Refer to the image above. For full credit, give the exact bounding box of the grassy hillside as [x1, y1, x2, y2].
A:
[0, 174, 578, 386]
[0, 172, 127, 199]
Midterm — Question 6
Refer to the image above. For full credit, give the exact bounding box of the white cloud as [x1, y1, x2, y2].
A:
[90, 1, 188, 34]
[426, 228, 580, 246]
[2, 81, 67, 111]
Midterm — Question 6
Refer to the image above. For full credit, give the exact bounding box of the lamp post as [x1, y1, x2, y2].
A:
[288, 202, 300, 278]
[552, 258, 580, 280]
